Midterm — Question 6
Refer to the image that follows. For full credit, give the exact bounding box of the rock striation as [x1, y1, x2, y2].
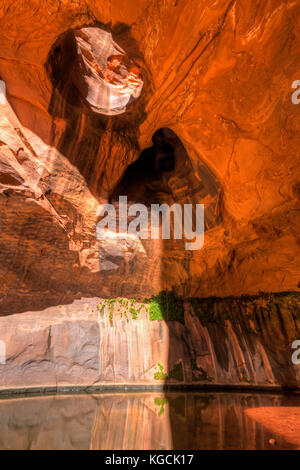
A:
[0, 392, 298, 450]
[0, 1, 299, 389]
[0, 0, 299, 309]
[0, 293, 299, 391]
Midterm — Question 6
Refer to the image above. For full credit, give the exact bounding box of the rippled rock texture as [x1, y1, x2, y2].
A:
[0, 293, 299, 391]
[0, 0, 299, 312]
[0, 1, 299, 389]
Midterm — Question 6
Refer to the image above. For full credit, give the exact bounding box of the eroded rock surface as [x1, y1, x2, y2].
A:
[0, 1, 299, 311]
[0, 1, 299, 389]
[0, 293, 299, 390]
[47, 27, 143, 115]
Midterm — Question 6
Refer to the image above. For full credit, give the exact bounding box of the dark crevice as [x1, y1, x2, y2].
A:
[110, 128, 177, 205]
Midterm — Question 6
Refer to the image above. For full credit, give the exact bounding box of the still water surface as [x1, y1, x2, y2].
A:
[0, 391, 299, 450]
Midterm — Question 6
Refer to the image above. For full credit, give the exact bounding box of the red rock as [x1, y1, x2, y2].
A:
[0, 294, 298, 390]
[0, 1, 299, 389]
[246, 407, 300, 449]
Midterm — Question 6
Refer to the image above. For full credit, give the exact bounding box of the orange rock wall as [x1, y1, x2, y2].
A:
[0, 1, 299, 310]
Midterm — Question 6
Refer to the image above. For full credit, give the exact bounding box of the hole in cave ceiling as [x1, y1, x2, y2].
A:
[46, 26, 143, 116]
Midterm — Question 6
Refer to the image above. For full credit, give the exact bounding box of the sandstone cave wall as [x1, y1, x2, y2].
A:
[0, 292, 299, 391]
[0, 1, 299, 311]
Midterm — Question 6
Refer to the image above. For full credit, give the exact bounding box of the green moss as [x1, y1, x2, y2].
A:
[91, 295, 206, 325]
[148, 291, 184, 322]
[130, 307, 138, 320]
[118, 298, 129, 308]
[169, 361, 184, 382]
[150, 297, 164, 321]
[154, 371, 167, 380]
[153, 362, 168, 380]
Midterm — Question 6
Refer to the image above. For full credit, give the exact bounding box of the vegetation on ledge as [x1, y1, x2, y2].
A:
[145, 291, 184, 323]
[153, 363, 168, 380]
[169, 361, 184, 381]
[93, 297, 146, 323]
[153, 361, 184, 382]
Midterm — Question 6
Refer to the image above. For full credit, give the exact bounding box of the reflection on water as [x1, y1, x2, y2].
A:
[0, 391, 299, 450]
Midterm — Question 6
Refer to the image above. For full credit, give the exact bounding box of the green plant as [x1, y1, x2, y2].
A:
[169, 361, 184, 381]
[148, 291, 184, 322]
[119, 298, 128, 307]
[150, 295, 164, 321]
[153, 362, 167, 380]
[130, 306, 138, 320]
[100, 303, 105, 315]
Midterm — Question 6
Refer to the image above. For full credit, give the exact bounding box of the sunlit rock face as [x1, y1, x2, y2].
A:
[0, 0, 299, 392]
[0, 0, 298, 308]
[0, 293, 299, 390]
[0, 1, 299, 309]
[48, 27, 143, 115]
